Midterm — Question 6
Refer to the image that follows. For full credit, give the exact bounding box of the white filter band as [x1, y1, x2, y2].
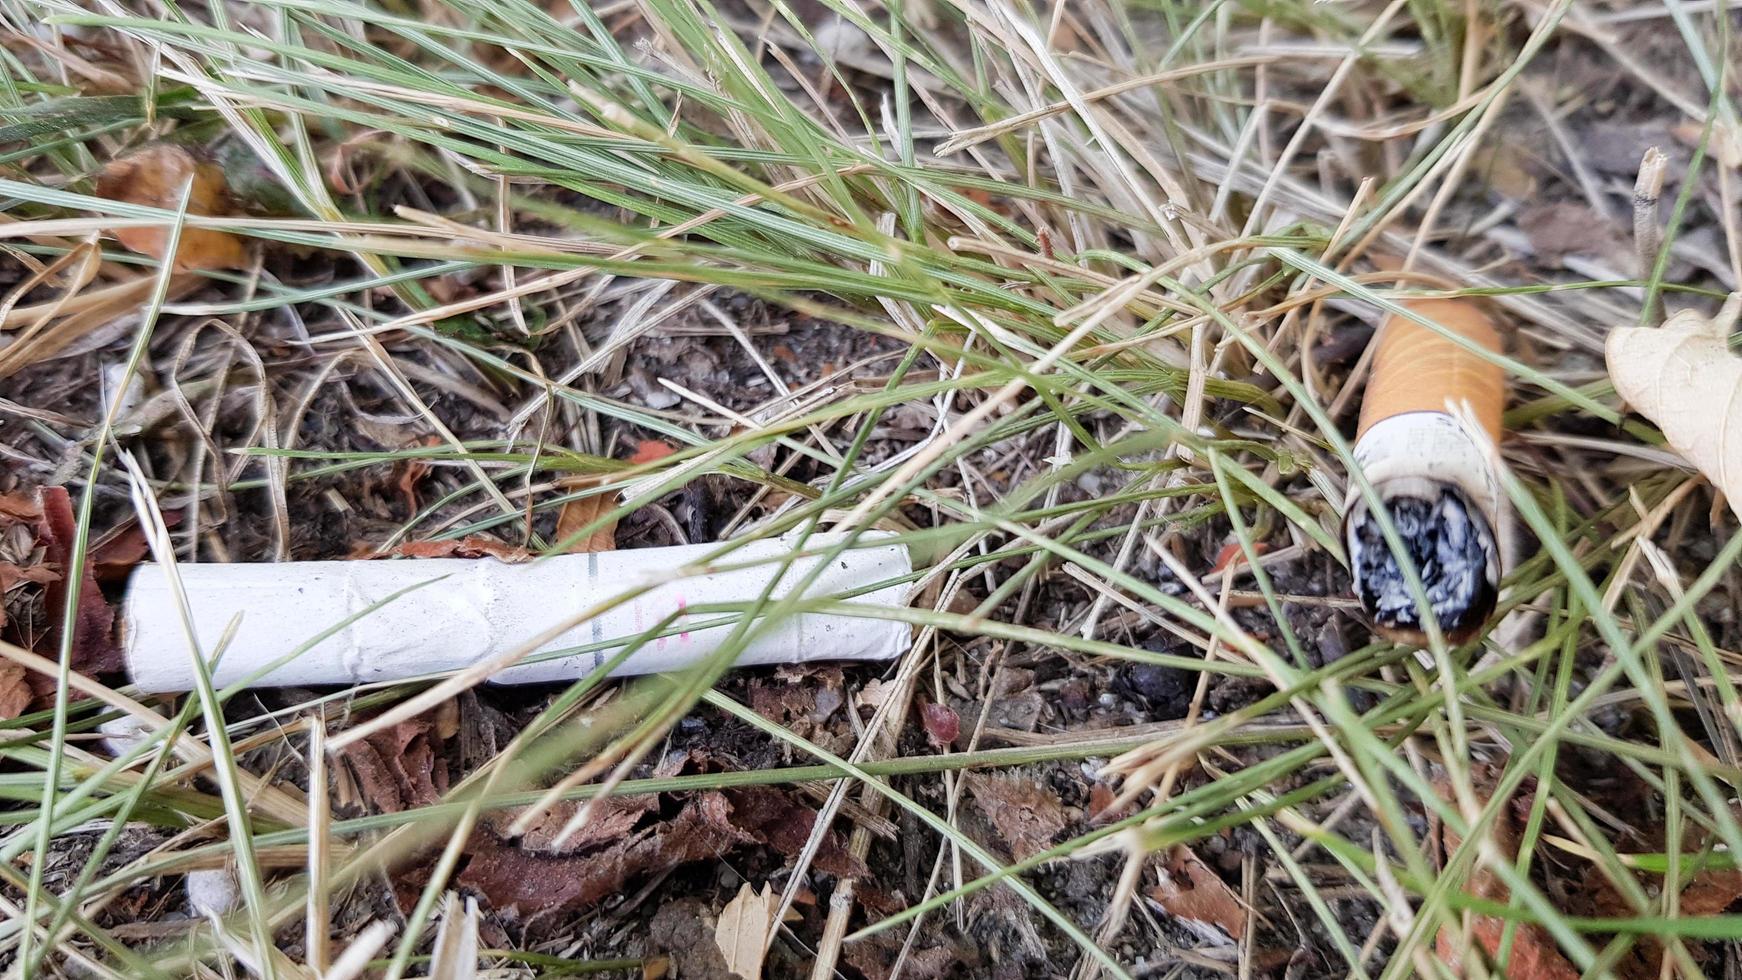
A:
[124, 532, 912, 692]
[1344, 410, 1503, 533]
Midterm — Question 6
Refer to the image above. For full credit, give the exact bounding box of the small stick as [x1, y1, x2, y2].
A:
[1634, 146, 1669, 323]
[306, 719, 331, 976]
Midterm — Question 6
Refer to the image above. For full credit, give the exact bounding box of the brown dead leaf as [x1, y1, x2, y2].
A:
[724, 787, 865, 879]
[33, 486, 121, 675]
[1149, 845, 1247, 945]
[339, 713, 449, 813]
[1607, 293, 1742, 519]
[554, 478, 618, 554]
[0, 661, 32, 721]
[964, 773, 1067, 860]
[1208, 540, 1268, 574]
[0, 563, 60, 593]
[1520, 202, 1630, 268]
[843, 934, 960, 980]
[1439, 914, 1580, 980]
[356, 535, 534, 562]
[458, 791, 752, 929]
[1678, 867, 1742, 916]
[0, 494, 40, 522]
[628, 439, 677, 465]
[1434, 769, 1578, 980]
[714, 883, 776, 980]
[87, 513, 180, 586]
[94, 144, 249, 271]
[491, 795, 657, 855]
[0, 562, 59, 633]
[1086, 781, 1136, 825]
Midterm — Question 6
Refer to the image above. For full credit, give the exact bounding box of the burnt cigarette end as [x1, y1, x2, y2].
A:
[1347, 479, 1499, 644]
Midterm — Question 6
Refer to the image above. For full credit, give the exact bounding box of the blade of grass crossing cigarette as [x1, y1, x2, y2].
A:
[325, 578, 677, 752]
[214, 575, 459, 697]
[332, 616, 698, 957]
[1266, 246, 1613, 420]
[537, 521, 902, 847]
[17, 180, 190, 971]
[119, 452, 281, 978]
[1142, 266, 1466, 669]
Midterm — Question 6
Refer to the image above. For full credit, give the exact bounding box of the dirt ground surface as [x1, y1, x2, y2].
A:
[3, 0, 1742, 978]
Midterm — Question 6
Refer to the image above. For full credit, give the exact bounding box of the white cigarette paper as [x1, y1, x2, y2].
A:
[1345, 411, 1504, 540]
[124, 533, 912, 692]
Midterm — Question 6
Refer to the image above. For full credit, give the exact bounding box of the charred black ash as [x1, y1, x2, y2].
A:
[1351, 488, 1497, 638]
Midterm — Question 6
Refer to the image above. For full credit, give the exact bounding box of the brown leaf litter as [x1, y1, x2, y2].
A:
[457, 791, 752, 931]
[0, 487, 152, 719]
[351, 535, 535, 562]
[94, 143, 249, 271]
[355, 722, 865, 936]
[964, 772, 1068, 861]
[553, 476, 620, 554]
[1148, 844, 1248, 945]
[338, 711, 451, 815]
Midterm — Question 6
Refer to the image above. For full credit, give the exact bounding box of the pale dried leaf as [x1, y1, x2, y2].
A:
[428, 893, 480, 980]
[322, 921, 397, 980]
[856, 677, 894, 711]
[1715, 118, 1742, 170]
[713, 882, 776, 980]
[1606, 293, 1742, 519]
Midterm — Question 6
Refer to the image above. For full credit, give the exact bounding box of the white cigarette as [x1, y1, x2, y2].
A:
[124, 532, 912, 692]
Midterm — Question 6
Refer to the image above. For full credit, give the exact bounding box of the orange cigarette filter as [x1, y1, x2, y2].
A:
[1345, 296, 1508, 647]
[1357, 297, 1505, 441]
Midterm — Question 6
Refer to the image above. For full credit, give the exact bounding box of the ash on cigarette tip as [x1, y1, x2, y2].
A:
[1350, 488, 1497, 639]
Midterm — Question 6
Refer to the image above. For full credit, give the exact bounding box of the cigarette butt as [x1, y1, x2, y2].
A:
[1357, 297, 1504, 443]
[123, 533, 911, 692]
[1346, 297, 1507, 646]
